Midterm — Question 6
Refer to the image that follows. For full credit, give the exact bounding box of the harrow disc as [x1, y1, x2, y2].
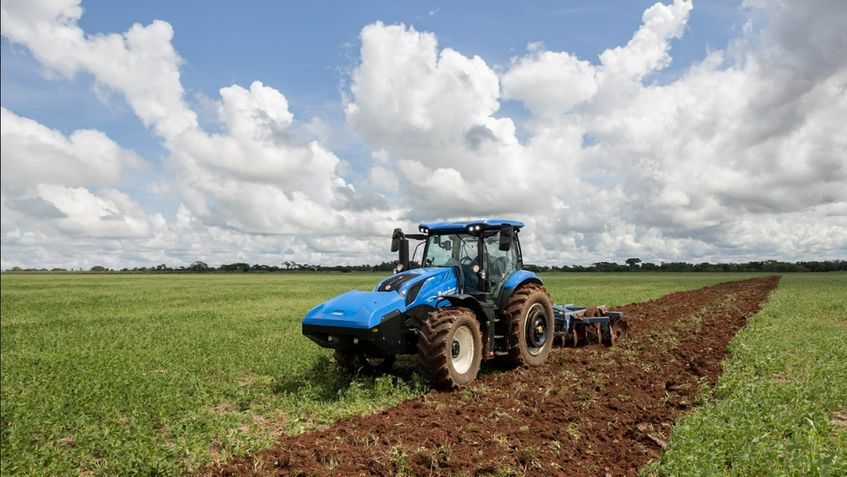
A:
[609, 319, 629, 346]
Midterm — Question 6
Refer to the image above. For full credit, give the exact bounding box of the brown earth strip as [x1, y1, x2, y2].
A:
[212, 276, 779, 477]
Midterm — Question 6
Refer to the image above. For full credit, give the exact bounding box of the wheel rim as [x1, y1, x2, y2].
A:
[364, 356, 385, 367]
[451, 325, 474, 375]
[525, 303, 548, 356]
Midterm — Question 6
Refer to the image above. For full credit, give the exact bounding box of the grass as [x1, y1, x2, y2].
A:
[646, 273, 847, 476]
[1, 272, 762, 475]
[1, 273, 427, 475]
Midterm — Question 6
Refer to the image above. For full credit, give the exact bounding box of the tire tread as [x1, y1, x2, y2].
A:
[417, 307, 480, 389]
[504, 283, 554, 367]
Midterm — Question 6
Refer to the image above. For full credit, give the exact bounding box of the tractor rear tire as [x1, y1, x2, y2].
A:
[504, 283, 555, 367]
[333, 350, 395, 375]
[417, 307, 482, 390]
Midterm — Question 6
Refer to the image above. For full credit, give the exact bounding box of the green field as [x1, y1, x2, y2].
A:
[1, 272, 844, 475]
[648, 274, 847, 476]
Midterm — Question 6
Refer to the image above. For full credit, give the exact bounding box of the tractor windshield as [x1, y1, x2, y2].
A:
[422, 233, 480, 290]
[423, 233, 478, 268]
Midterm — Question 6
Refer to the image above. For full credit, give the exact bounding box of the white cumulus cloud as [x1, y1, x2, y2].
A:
[1, 107, 143, 186]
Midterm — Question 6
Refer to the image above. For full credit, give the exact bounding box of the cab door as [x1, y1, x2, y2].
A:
[484, 231, 518, 298]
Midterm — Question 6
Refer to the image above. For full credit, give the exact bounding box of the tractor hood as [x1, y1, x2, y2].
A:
[302, 267, 458, 329]
[373, 267, 453, 293]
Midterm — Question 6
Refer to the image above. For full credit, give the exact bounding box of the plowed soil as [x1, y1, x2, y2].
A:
[212, 276, 779, 476]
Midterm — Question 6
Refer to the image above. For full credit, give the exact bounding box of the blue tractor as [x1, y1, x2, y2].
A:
[302, 219, 626, 389]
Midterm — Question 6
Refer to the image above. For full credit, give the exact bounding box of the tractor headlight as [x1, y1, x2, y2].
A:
[472, 264, 480, 273]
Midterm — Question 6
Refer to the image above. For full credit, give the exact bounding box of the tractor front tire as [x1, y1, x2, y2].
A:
[333, 350, 395, 375]
[504, 283, 555, 367]
[417, 307, 482, 390]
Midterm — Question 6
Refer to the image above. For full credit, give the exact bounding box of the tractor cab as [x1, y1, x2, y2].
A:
[394, 220, 525, 301]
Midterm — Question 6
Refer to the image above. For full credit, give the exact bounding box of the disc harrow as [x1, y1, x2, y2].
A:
[554, 304, 627, 347]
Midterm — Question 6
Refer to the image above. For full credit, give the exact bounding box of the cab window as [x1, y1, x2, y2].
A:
[485, 233, 517, 295]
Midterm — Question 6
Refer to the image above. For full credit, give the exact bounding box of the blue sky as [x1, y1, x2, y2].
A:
[1, 0, 844, 268]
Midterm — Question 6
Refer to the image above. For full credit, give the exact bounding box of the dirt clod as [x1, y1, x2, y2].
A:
[211, 277, 779, 477]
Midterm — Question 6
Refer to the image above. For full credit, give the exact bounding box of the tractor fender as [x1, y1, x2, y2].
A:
[440, 295, 490, 324]
[497, 270, 544, 310]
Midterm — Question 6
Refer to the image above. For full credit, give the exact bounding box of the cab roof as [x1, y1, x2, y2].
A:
[418, 219, 524, 233]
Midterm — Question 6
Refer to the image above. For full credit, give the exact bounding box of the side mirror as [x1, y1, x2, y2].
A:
[499, 224, 514, 251]
[391, 228, 401, 252]
[391, 228, 410, 270]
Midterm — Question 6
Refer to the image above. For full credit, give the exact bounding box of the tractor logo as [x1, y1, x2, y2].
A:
[429, 287, 457, 301]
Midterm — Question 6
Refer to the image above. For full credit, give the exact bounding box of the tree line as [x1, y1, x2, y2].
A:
[5, 261, 398, 273]
[523, 259, 847, 273]
[4, 259, 846, 273]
